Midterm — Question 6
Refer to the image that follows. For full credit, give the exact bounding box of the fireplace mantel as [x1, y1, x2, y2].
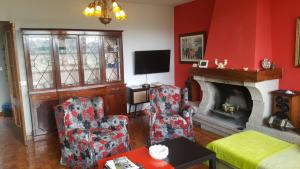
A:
[192, 67, 300, 144]
[191, 68, 282, 82]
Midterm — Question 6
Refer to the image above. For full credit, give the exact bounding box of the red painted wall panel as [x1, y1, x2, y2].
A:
[255, 0, 272, 69]
[205, 0, 257, 70]
[174, 0, 215, 87]
[271, 0, 300, 90]
[175, 0, 300, 90]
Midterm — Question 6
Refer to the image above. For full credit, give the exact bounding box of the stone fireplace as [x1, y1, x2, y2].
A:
[192, 68, 300, 144]
[209, 83, 253, 129]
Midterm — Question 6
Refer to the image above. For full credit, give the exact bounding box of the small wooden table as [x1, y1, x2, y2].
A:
[126, 86, 150, 117]
[98, 137, 216, 169]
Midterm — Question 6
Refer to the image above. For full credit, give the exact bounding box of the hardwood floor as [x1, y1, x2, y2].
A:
[0, 115, 221, 169]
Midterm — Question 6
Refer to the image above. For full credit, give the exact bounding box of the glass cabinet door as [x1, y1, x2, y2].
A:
[27, 35, 55, 90]
[103, 36, 121, 82]
[80, 36, 101, 85]
[55, 35, 81, 88]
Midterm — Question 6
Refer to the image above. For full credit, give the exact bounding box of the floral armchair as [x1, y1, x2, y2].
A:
[145, 85, 194, 145]
[54, 97, 130, 168]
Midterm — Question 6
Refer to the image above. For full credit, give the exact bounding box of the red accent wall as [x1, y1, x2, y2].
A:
[205, 0, 273, 70]
[205, 0, 258, 69]
[255, 0, 272, 68]
[174, 0, 215, 87]
[271, 0, 300, 90]
[175, 0, 300, 90]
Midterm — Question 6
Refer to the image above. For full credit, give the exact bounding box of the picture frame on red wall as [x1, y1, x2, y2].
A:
[179, 32, 206, 63]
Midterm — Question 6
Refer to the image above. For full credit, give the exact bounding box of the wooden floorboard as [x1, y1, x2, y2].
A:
[0, 115, 221, 169]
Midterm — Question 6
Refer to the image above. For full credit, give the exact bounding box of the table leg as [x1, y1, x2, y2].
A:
[128, 104, 131, 114]
[134, 105, 137, 117]
[209, 157, 216, 169]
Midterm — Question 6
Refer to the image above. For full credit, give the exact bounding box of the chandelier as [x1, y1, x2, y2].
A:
[83, 0, 127, 25]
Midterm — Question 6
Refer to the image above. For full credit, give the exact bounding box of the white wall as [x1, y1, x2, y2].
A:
[0, 0, 174, 134]
[0, 30, 11, 112]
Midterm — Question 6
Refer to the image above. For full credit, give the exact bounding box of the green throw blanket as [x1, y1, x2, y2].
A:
[207, 130, 300, 169]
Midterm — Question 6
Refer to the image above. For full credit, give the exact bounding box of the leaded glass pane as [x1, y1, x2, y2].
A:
[104, 37, 121, 82]
[28, 35, 54, 89]
[57, 36, 80, 87]
[80, 36, 101, 85]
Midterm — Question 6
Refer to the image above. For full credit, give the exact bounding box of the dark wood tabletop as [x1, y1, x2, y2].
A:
[159, 137, 216, 169]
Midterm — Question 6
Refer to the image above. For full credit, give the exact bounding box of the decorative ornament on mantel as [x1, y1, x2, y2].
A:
[83, 0, 127, 25]
[261, 58, 272, 70]
[215, 59, 228, 69]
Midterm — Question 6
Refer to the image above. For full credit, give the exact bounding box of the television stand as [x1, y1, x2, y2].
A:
[126, 83, 164, 117]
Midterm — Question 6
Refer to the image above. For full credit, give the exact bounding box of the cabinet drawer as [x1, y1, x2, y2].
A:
[107, 85, 126, 94]
[133, 91, 147, 104]
[30, 92, 58, 101]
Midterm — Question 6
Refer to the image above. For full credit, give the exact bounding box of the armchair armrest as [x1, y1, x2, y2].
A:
[98, 115, 128, 131]
[181, 105, 194, 125]
[144, 105, 159, 127]
[180, 105, 194, 138]
[63, 129, 95, 168]
[181, 105, 194, 123]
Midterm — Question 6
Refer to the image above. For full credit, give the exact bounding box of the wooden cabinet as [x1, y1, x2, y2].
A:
[106, 84, 126, 115]
[22, 29, 126, 138]
[30, 92, 58, 136]
[271, 90, 300, 130]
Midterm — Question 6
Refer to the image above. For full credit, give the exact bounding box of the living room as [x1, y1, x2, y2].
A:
[1, 0, 300, 168]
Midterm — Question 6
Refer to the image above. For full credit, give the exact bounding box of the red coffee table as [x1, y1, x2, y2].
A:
[98, 147, 174, 169]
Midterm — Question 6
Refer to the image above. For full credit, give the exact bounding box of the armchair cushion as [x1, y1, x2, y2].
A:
[91, 129, 129, 160]
[98, 115, 128, 131]
[58, 97, 98, 130]
[155, 86, 182, 115]
[155, 114, 188, 129]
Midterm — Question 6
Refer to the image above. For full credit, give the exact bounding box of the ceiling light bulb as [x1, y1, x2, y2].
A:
[115, 12, 121, 20]
[120, 10, 125, 16]
[90, 7, 95, 13]
[95, 5, 101, 11]
[113, 6, 121, 13]
[112, 2, 118, 8]
[83, 7, 91, 16]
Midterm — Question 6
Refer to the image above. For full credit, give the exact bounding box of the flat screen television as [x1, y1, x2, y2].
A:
[134, 50, 170, 75]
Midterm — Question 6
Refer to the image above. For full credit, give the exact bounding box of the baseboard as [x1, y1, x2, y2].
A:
[26, 132, 33, 144]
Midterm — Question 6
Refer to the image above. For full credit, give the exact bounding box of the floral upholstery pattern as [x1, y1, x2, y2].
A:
[145, 85, 194, 145]
[54, 97, 130, 169]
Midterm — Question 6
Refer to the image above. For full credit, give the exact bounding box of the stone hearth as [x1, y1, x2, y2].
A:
[192, 68, 300, 144]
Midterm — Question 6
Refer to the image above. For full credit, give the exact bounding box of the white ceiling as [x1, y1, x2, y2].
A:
[123, 0, 194, 6]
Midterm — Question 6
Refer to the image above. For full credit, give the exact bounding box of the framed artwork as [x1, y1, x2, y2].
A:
[198, 60, 209, 68]
[295, 18, 300, 66]
[180, 32, 206, 63]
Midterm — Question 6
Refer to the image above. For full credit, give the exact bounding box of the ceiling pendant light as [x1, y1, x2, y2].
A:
[83, 0, 127, 25]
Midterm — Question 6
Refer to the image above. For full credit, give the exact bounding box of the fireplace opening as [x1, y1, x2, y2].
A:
[209, 83, 253, 130]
